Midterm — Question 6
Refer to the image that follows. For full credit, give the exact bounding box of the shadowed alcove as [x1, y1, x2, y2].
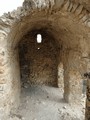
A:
[18, 29, 60, 87]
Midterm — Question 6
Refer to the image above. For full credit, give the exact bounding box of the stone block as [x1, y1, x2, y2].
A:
[75, 4, 83, 15]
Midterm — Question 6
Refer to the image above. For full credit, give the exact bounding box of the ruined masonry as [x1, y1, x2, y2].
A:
[0, 0, 90, 120]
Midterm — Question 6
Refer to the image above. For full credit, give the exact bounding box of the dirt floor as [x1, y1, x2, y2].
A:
[9, 84, 86, 120]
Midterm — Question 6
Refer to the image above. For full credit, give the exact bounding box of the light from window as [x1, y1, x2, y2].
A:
[37, 34, 42, 43]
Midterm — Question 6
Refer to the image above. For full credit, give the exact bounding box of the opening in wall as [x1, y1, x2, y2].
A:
[36, 34, 42, 43]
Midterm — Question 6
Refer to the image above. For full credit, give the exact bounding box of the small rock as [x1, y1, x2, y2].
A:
[42, 101, 46, 105]
[47, 96, 49, 98]
[58, 109, 62, 114]
[22, 117, 25, 120]
[33, 118, 37, 120]
[23, 85, 28, 89]
[63, 106, 67, 109]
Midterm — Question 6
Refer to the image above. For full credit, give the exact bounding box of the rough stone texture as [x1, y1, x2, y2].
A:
[62, 50, 85, 104]
[71, 0, 90, 12]
[0, 0, 90, 119]
[58, 62, 64, 89]
[19, 31, 59, 87]
[86, 78, 90, 120]
[84, 72, 90, 120]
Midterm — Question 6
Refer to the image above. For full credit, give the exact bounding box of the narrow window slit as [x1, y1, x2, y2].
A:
[37, 34, 42, 43]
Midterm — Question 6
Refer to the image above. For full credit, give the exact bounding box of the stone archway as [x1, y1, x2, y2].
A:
[0, 0, 90, 119]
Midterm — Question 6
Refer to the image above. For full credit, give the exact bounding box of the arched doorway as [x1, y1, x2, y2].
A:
[0, 1, 90, 119]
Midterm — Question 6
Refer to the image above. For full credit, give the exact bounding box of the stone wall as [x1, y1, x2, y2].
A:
[19, 31, 59, 87]
[0, 0, 90, 119]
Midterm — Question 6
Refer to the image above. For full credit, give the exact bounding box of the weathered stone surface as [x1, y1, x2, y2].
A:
[71, 0, 90, 12]
[58, 62, 64, 89]
[0, 0, 90, 119]
[19, 31, 59, 87]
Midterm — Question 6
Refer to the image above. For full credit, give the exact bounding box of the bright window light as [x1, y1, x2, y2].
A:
[37, 34, 42, 43]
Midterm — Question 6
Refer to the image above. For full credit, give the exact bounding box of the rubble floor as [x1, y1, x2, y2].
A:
[9, 85, 86, 120]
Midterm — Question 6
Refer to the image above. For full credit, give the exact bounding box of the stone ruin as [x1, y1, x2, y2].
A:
[0, 0, 90, 119]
